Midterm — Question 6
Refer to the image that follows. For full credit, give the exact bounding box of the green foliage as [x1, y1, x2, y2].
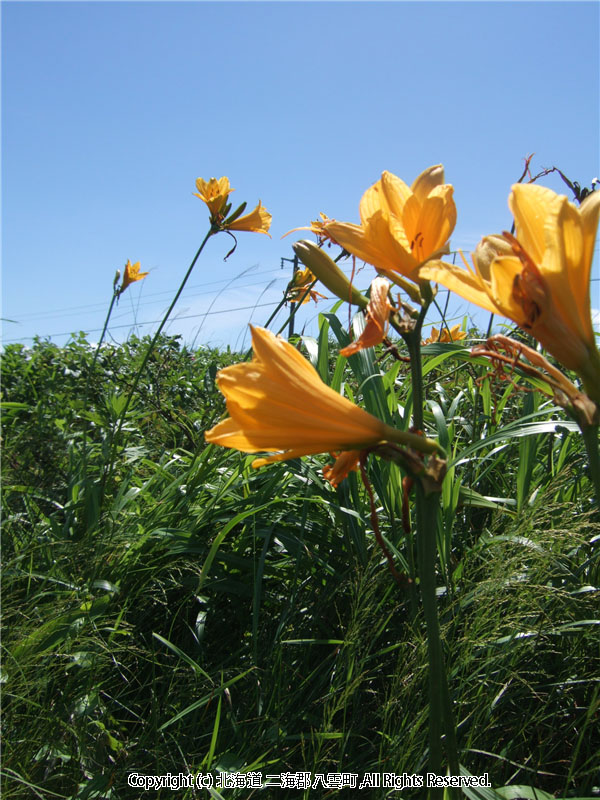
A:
[2, 330, 599, 799]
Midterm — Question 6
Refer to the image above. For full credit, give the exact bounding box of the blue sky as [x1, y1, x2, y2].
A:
[2, 0, 599, 351]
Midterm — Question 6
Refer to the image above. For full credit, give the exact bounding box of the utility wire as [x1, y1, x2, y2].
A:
[2, 301, 281, 343]
[7, 271, 288, 322]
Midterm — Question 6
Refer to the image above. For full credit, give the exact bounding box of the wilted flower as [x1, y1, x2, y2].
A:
[472, 335, 599, 427]
[322, 450, 362, 487]
[340, 277, 392, 356]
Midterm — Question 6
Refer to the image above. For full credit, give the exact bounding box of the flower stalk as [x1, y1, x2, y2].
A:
[102, 230, 215, 498]
[401, 290, 459, 786]
[100, 177, 271, 501]
[581, 423, 600, 509]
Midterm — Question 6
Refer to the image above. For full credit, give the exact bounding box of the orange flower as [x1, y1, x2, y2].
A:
[420, 184, 600, 401]
[321, 165, 456, 282]
[422, 325, 467, 345]
[340, 277, 392, 356]
[286, 268, 327, 305]
[205, 326, 440, 478]
[227, 200, 272, 235]
[322, 450, 362, 487]
[194, 177, 233, 217]
[119, 260, 148, 294]
[283, 213, 336, 243]
[195, 177, 271, 235]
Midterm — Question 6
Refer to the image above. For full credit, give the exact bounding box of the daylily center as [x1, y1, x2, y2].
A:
[504, 231, 549, 329]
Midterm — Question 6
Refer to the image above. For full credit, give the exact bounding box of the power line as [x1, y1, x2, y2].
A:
[7, 269, 288, 322]
[2, 301, 282, 343]
[8, 277, 288, 327]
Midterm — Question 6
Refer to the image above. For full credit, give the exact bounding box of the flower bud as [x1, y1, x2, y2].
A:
[293, 240, 368, 309]
[473, 234, 514, 280]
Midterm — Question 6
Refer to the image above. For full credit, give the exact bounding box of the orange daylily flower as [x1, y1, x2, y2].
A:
[283, 213, 336, 243]
[422, 325, 467, 345]
[195, 177, 272, 235]
[420, 184, 600, 402]
[340, 277, 392, 356]
[194, 177, 234, 216]
[286, 268, 327, 305]
[322, 450, 362, 487]
[119, 260, 148, 295]
[321, 165, 456, 282]
[227, 200, 272, 236]
[195, 176, 233, 216]
[205, 326, 440, 480]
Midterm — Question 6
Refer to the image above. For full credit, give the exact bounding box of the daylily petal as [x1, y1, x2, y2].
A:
[422, 183, 600, 396]
[415, 190, 456, 262]
[510, 183, 560, 264]
[321, 166, 456, 285]
[285, 267, 327, 305]
[206, 326, 391, 457]
[120, 260, 148, 293]
[419, 258, 499, 314]
[580, 190, 600, 282]
[324, 219, 403, 276]
[448, 324, 467, 341]
[422, 325, 466, 345]
[379, 171, 412, 219]
[360, 178, 385, 224]
[541, 199, 589, 346]
[282, 213, 334, 241]
[322, 450, 362, 487]
[195, 177, 233, 216]
[228, 201, 272, 235]
[411, 164, 446, 204]
[367, 212, 418, 275]
[205, 326, 440, 470]
[286, 266, 326, 304]
[427, 185, 457, 250]
[487, 255, 531, 326]
[579, 190, 600, 341]
[472, 235, 514, 282]
[401, 194, 421, 248]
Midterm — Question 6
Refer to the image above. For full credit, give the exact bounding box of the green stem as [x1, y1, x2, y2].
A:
[581, 423, 600, 508]
[415, 481, 443, 780]
[401, 294, 459, 788]
[85, 290, 118, 403]
[240, 282, 316, 362]
[102, 227, 215, 498]
[81, 289, 118, 477]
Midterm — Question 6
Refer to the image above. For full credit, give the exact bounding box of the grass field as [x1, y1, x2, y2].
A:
[2, 316, 599, 799]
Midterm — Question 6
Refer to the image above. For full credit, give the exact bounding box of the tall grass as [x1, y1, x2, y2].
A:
[2, 325, 599, 799]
